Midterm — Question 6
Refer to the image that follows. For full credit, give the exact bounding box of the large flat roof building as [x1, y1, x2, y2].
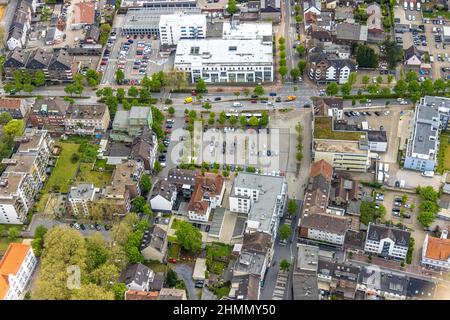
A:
[120, 0, 197, 11]
[159, 13, 207, 45]
[174, 39, 274, 83]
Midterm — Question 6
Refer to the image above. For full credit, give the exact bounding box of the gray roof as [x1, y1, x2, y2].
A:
[344, 230, 366, 249]
[112, 110, 129, 128]
[409, 98, 440, 157]
[229, 274, 260, 300]
[295, 244, 319, 273]
[142, 225, 167, 252]
[317, 259, 360, 282]
[242, 232, 272, 255]
[293, 271, 319, 300]
[358, 266, 408, 297]
[335, 23, 368, 41]
[151, 180, 176, 201]
[167, 168, 199, 186]
[69, 183, 96, 200]
[233, 251, 266, 277]
[123, 7, 201, 29]
[366, 223, 411, 248]
[367, 130, 387, 142]
[406, 277, 436, 299]
[301, 212, 350, 235]
[129, 106, 151, 120]
[232, 173, 286, 234]
[119, 263, 152, 287]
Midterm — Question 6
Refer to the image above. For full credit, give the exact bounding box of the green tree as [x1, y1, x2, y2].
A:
[99, 23, 112, 46]
[248, 116, 259, 126]
[394, 79, 408, 95]
[254, 84, 265, 96]
[154, 160, 162, 173]
[278, 37, 285, 45]
[202, 102, 212, 110]
[229, 115, 237, 126]
[421, 78, 434, 95]
[356, 45, 379, 68]
[362, 75, 370, 86]
[3, 119, 24, 137]
[176, 221, 202, 252]
[297, 60, 307, 74]
[116, 88, 125, 102]
[219, 111, 227, 125]
[195, 78, 207, 93]
[376, 75, 383, 84]
[166, 269, 178, 287]
[243, 88, 250, 97]
[132, 196, 147, 213]
[381, 40, 403, 69]
[287, 199, 298, 216]
[296, 45, 305, 57]
[115, 69, 125, 85]
[128, 86, 139, 97]
[405, 71, 418, 83]
[348, 72, 357, 86]
[360, 201, 386, 225]
[434, 78, 447, 93]
[140, 175, 152, 194]
[112, 283, 127, 300]
[0, 112, 13, 125]
[280, 259, 290, 272]
[326, 82, 339, 96]
[239, 115, 247, 126]
[401, 194, 408, 205]
[86, 69, 100, 87]
[290, 68, 301, 81]
[22, 83, 34, 94]
[340, 82, 352, 96]
[168, 106, 175, 115]
[8, 227, 20, 241]
[279, 66, 288, 79]
[34, 70, 46, 86]
[279, 224, 292, 241]
[70, 284, 114, 300]
[367, 84, 379, 94]
[259, 111, 269, 127]
[226, 0, 238, 14]
[418, 211, 436, 228]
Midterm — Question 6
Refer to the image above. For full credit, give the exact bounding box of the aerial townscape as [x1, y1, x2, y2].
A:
[1, 0, 450, 303]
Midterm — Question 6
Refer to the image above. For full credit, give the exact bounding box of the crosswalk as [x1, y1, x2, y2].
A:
[272, 272, 288, 300]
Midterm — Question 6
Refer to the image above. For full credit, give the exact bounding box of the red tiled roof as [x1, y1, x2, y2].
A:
[309, 159, 333, 181]
[187, 173, 224, 215]
[0, 99, 21, 109]
[425, 236, 450, 261]
[0, 243, 31, 299]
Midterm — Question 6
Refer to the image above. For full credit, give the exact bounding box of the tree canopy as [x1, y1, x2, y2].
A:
[175, 221, 202, 252]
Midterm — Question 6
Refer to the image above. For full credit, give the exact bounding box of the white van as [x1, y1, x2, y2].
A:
[232, 102, 242, 107]
[421, 171, 435, 177]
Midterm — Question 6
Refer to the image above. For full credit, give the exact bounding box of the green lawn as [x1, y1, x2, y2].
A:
[423, 10, 450, 20]
[93, 159, 115, 171]
[44, 142, 80, 193]
[167, 243, 180, 260]
[145, 261, 168, 273]
[314, 117, 364, 141]
[437, 133, 450, 174]
[171, 218, 183, 230]
[76, 163, 112, 188]
[0, 237, 23, 254]
[207, 242, 232, 259]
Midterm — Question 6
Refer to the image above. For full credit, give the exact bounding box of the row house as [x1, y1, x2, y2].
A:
[64, 104, 110, 135]
[7, 0, 33, 51]
[4, 48, 78, 83]
[30, 97, 69, 131]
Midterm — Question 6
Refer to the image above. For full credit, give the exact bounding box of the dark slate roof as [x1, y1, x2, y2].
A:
[27, 49, 51, 70]
[404, 45, 423, 61]
[344, 230, 366, 250]
[142, 225, 167, 253]
[49, 49, 72, 70]
[4, 49, 29, 68]
[406, 277, 436, 299]
[119, 263, 152, 287]
[242, 232, 272, 255]
[367, 130, 387, 142]
[151, 180, 176, 202]
[229, 274, 260, 300]
[366, 223, 411, 248]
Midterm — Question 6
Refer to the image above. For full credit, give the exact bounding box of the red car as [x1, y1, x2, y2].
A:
[191, 90, 197, 96]
[168, 258, 177, 263]
[250, 99, 257, 103]
[165, 128, 172, 133]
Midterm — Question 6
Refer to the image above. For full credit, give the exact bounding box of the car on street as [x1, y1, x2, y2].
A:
[275, 97, 281, 102]
[80, 224, 86, 230]
[94, 223, 101, 231]
[250, 99, 257, 103]
[214, 97, 221, 101]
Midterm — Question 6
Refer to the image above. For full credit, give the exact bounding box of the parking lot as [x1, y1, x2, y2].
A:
[100, 31, 174, 85]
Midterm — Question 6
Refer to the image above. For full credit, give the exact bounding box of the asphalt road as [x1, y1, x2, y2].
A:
[173, 264, 197, 300]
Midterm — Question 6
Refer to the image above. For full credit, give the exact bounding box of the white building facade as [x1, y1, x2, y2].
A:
[159, 13, 206, 46]
[174, 39, 274, 83]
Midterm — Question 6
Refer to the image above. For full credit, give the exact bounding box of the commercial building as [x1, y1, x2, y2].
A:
[122, 7, 202, 36]
[222, 21, 273, 41]
[357, 265, 408, 300]
[313, 139, 370, 172]
[0, 243, 37, 300]
[111, 107, 153, 142]
[120, 0, 198, 12]
[159, 13, 206, 45]
[293, 244, 319, 300]
[30, 97, 69, 131]
[421, 234, 450, 270]
[308, 51, 357, 85]
[364, 223, 411, 261]
[317, 259, 360, 300]
[0, 130, 54, 224]
[229, 173, 287, 240]
[404, 97, 440, 172]
[174, 39, 273, 83]
[365, 131, 388, 152]
[299, 212, 350, 245]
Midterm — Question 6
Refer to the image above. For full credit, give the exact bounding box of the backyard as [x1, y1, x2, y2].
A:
[437, 133, 450, 174]
[0, 224, 24, 254]
[206, 242, 233, 275]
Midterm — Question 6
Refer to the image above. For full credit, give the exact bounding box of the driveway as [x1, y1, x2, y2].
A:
[173, 264, 197, 300]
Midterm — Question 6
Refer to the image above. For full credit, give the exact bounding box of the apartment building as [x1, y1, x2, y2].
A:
[188, 173, 225, 222]
[357, 265, 408, 300]
[4, 48, 78, 83]
[229, 173, 287, 240]
[174, 39, 273, 83]
[30, 97, 69, 131]
[68, 183, 100, 216]
[119, 0, 197, 12]
[303, 160, 333, 215]
[308, 51, 357, 85]
[159, 13, 206, 46]
[64, 104, 110, 135]
[404, 97, 440, 172]
[293, 244, 319, 300]
[0, 243, 37, 300]
[7, 0, 33, 51]
[0, 98, 30, 119]
[0, 130, 53, 224]
[421, 234, 450, 270]
[364, 223, 411, 261]
[222, 21, 273, 41]
[299, 212, 350, 245]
